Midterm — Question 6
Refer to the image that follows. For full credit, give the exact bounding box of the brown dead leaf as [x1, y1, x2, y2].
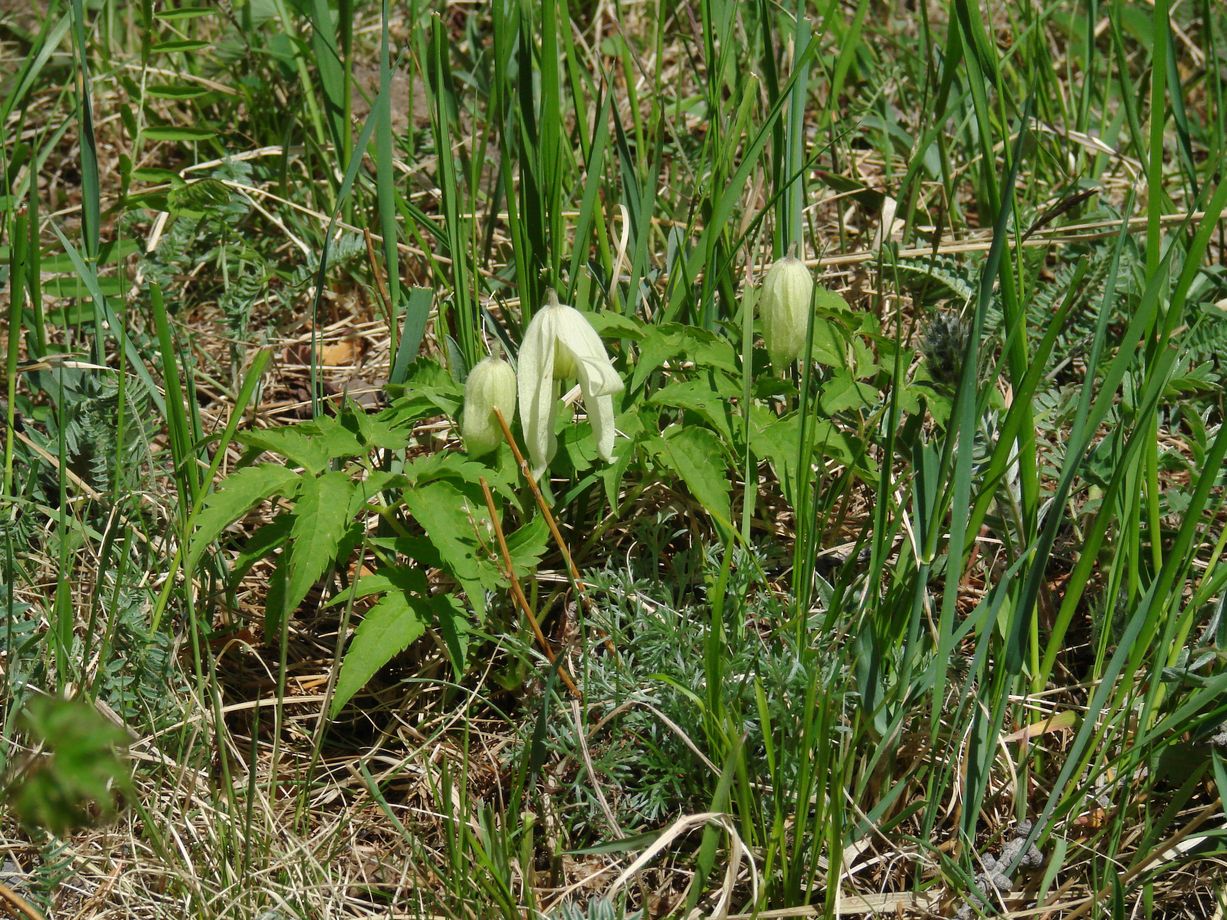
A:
[319, 336, 367, 366]
[1002, 710, 1078, 744]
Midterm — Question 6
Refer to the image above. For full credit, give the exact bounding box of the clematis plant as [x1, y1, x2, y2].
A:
[518, 290, 624, 479]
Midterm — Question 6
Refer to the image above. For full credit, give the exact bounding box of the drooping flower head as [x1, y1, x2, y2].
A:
[461, 354, 517, 457]
[759, 249, 814, 370]
[518, 291, 624, 479]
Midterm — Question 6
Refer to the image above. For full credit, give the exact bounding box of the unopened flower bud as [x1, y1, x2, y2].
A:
[462, 355, 517, 457]
[759, 253, 814, 370]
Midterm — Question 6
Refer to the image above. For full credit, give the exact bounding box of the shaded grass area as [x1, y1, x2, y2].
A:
[2, 0, 1227, 917]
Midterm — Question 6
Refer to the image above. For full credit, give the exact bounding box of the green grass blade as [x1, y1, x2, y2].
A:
[374, 0, 400, 353]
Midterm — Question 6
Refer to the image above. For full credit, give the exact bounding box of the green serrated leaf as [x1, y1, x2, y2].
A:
[633, 324, 739, 391]
[311, 416, 370, 461]
[820, 372, 880, 414]
[431, 593, 470, 678]
[332, 566, 430, 604]
[807, 316, 847, 370]
[371, 470, 411, 493]
[814, 287, 852, 314]
[750, 408, 806, 507]
[383, 357, 465, 416]
[186, 464, 300, 575]
[406, 451, 520, 504]
[347, 471, 407, 516]
[339, 399, 414, 450]
[815, 421, 864, 473]
[688, 330, 740, 376]
[331, 592, 427, 715]
[505, 515, 550, 578]
[231, 512, 293, 583]
[272, 471, 354, 631]
[649, 379, 736, 442]
[238, 427, 331, 473]
[584, 310, 646, 340]
[750, 406, 862, 496]
[652, 426, 732, 534]
[238, 417, 365, 473]
[405, 451, 489, 486]
[403, 480, 493, 618]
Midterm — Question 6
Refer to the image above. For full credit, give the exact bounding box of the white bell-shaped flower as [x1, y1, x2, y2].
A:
[518, 291, 624, 479]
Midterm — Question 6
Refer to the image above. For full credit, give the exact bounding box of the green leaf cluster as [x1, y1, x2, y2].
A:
[185, 379, 546, 715]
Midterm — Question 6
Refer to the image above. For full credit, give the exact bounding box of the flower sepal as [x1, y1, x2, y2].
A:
[518, 291, 624, 479]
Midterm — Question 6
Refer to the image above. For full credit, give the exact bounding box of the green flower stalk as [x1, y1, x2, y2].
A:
[759, 250, 814, 370]
[518, 290, 623, 479]
[461, 354, 517, 457]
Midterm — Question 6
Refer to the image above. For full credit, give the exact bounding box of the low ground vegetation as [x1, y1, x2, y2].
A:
[2, 1, 1227, 917]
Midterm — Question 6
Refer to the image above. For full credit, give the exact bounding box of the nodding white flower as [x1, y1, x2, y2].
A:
[759, 251, 814, 370]
[461, 354, 517, 457]
[518, 291, 624, 479]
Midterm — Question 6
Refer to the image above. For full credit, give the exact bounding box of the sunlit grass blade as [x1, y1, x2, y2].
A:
[3, 210, 27, 498]
[425, 14, 477, 368]
[373, 0, 400, 356]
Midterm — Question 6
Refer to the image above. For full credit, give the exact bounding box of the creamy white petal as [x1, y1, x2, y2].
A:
[517, 297, 624, 478]
[518, 307, 560, 478]
[870, 195, 902, 250]
[552, 306, 624, 397]
[586, 391, 617, 462]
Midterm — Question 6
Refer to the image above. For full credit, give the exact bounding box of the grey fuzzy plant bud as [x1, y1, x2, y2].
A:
[921, 309, 970, 386]
[759, 248, 814, 370]
[462, 354, 517, 457]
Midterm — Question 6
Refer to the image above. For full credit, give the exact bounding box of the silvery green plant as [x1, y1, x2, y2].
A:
[548, 895, 641, 920]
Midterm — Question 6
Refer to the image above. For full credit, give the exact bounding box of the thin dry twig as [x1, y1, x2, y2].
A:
[478, 477, 581, 699]
[0, 879, 48, 920]
[491, 406, 618, 657]
[606, 811, 758, 920]
[362, 227, 394, 325]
